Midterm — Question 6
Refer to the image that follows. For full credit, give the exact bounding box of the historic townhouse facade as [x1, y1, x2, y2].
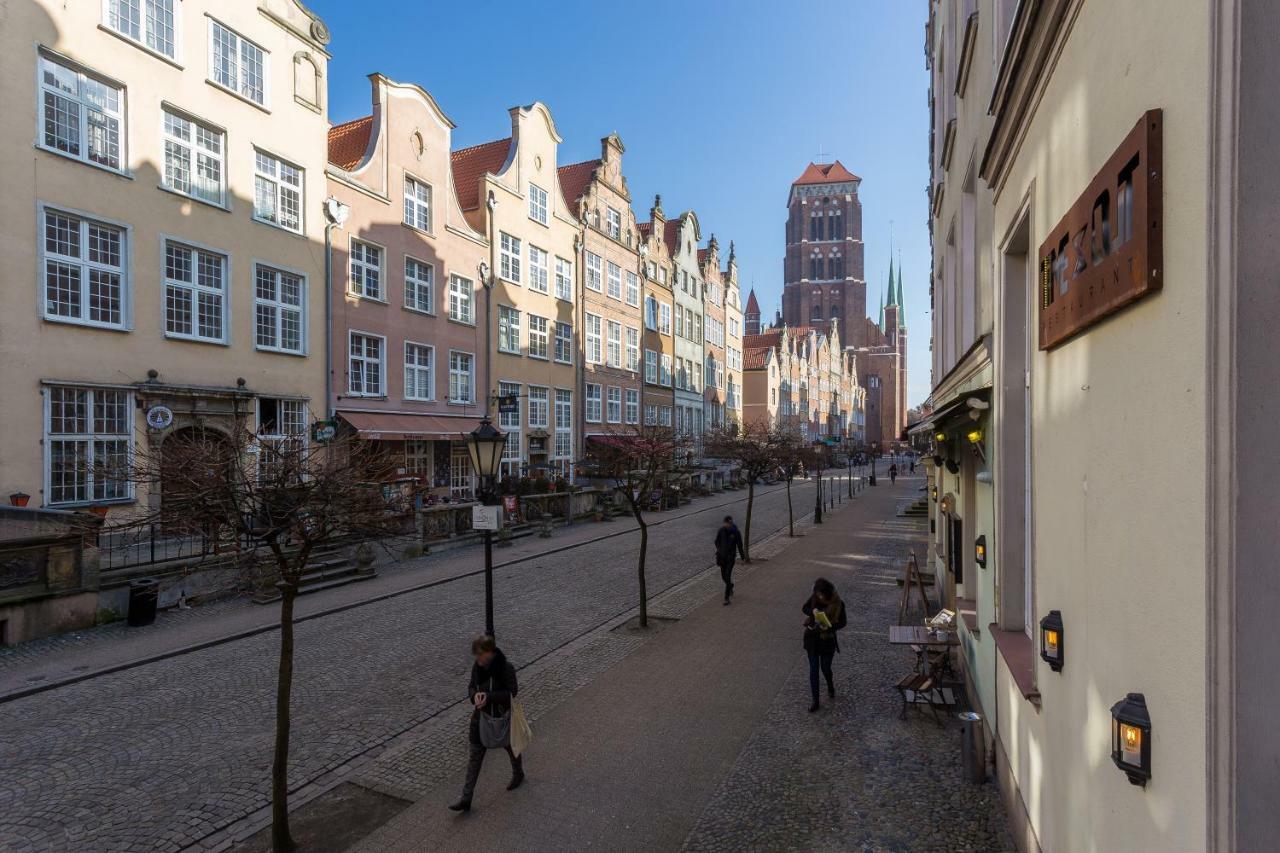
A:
[637, 200, 675, 429]
[699, 239, 727, 429]
[451, 103, 580, 480]
[324, 74, 489, 500]
[722, 244, 744, 426]
[922, 1, 1278, 850]
[741, 323, 860, 439]
[667, 211, 705, 443]
[0, 0, 331, 511]
[558, 135, 644, 446]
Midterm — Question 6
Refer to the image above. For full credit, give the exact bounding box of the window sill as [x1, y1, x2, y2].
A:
[49, 497, 137, 510]
[255, 347, 307, 357]
[990, 623, 1041, 707]
[403, 306, 437, 318]
[157, 184, 230, 212]
[346, 393, 387, 400]
[164, 334, 230, 347]
[206, 79, 271, 114]
[347, 293, 388, 305]
[401, 222, 436, 239]
[957, 597, 979, 635]
[446, 400, 475, 407]
[35, 144, 132, 180]
[252, 216, 305, 238]
[97, 24, 184, 69]
[446, 317, 476, 328]
[42, 315, 130, 333]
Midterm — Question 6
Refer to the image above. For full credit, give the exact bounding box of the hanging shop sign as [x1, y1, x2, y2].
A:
[1038, 109, 1163, 350]
[311, 418, 338, 443]
[497, 395, 520, 416]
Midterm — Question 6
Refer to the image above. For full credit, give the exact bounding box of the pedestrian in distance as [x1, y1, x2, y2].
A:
[449, 634, 524, 813]
[802, 577, 847, 712]
[910, 458, 916, 474]
[715, 515, 748, 605]
[889, 463, 898, 484]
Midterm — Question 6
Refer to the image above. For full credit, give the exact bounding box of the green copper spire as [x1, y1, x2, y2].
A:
[877, 287, 885, 333]
[895, 251, 905, 308]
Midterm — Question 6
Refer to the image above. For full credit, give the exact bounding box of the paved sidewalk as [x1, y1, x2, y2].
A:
[0, 480, 819, 700]
[346, 471, 1009, 852]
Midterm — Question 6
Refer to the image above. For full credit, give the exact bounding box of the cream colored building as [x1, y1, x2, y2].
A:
[722, 244, 744, 426]
[451, 103, 580, 480]
[0, 0, 331, 512]
[923, 0, 1279, 850]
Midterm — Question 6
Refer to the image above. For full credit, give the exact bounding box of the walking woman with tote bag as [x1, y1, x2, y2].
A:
[450, 635, 529, 813]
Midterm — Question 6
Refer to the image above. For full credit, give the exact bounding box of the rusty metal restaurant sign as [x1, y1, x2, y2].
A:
[1038, 109, 1163, 350]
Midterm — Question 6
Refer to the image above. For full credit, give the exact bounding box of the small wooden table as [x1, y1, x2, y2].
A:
[889, 626, 959, 726]
[888, 625, 958, 647]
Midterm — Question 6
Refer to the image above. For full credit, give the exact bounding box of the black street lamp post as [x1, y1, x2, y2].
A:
[467, 416, 506, 637]
[870, 442, 879, 486]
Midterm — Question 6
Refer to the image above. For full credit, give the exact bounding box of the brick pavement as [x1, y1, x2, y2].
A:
[0, 477, 833, 852]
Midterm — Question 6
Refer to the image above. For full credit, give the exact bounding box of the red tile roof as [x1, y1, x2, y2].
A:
[664, 218, 680, 254]
[450, 137, 512, 211]
[557, 159, 599, 219]
[697, 248, 708, 264]
[745, 289, 761, 314]
[328, 116, 373, 170]
[637, 221, 652, 238]
[793, 160, 860, 186]
[743, 346, 772, 370]
[744, 330, 783, 349]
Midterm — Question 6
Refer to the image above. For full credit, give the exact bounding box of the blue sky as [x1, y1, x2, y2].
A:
[311, 0, 932, 407]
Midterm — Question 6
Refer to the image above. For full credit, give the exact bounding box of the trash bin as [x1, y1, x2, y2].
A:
[127, 578, 160, 627]
[959, 711, 986, 784]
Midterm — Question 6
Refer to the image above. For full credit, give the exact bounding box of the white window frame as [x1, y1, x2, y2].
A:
[404, 256, 434, 314]
[37, 53, 127, 173]
[498, 380, 523, 477]
[103, 0, 179, 60]
[499, 232, 522, 283]
[528, 183, 549, 225]
[606, 386, 622, 424]
[348, 331, 385, 396]
[624, 388, 640, 424]
[553, 389, 573, 461]
[644, 295, 658, 331]
[585, 313, 603, 364]
[209, 19, 268, 107]
[348, 238, 383, 300]
[44, 384, 134, 506]
[645, 349, 658, 384]
[605, 206, 622, 240]
[625, 326, 640, 372]
[555, 256, 573, 301]
[585, 252, 603, 292]
[585, 383, 603, 423]
[498, 304, 522, 355]
[528, 314, 549, 360]
[162, 237, 228, 344]
[554, 321, 573, 364]
[660, 354, 673, 387]
[659, 302, 672, 335]
[449, 350, 475, 404]
[161, 107, 225, 207]
[625, 270, 640, 307]
[403, 174, 432, 232]
[404, 340, 435, 401]
[253, 149, 303, 233]
[449, 274, 474, 325]
[606, 261, 623, 300]
[528, 244, 550, 294]
[39, 205, 130, 331]
[254, 261, 306, 355]
[606, 320, 622, 368]
[528, 385, 550, 429]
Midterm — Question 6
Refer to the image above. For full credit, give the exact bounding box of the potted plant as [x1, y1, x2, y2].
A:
[9, 491, 31, 507]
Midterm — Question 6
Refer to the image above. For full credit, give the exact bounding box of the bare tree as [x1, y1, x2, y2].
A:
[583, 425, 688, 628]
[115, 422, 403, 852]
[705, 421, 774, 560]
[771, 427, 806, 537]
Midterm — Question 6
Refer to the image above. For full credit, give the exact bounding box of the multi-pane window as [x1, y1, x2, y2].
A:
[164, 240, 226, 342]
[625, 271, 640, 307]
[349, 240, 382, 299]
[404, 257, 434, 313]
[660, 405, 673, 427]
[449, 351, 474, 403]
[585, 314, 602, 364]
[404, 176, 432, 231]
[606, 387, 622, 423]
[555, 257, 573, 301]
[659, 303, 672, 335]
[450, 448, 473, 499]
[498, 305, 521, 354]
[644, 404, 657, 426]
[528, 315, 549, 359]
[41, 208, 126, 329]
[527, 386, 549, 429]
[528, 245, 549, 293]
[585, 384, 602, 423]
[105, 0, 177, 58]
[606, 262, 623, 300]
[254, 264, 304, 354]
[38, 55, 124, 171]
[210, 20, 266, 105]
[499, 232, 521, 283]
[625, 327, 640, 372]
[554, 390, 572, 459]
[162, 109, 224, 205]
[449, 274, 474, 324]
[624, 389, 640, 424]
[585, 252, 603, 292]
[606, 321, 622, 368]
[404, 342, 434, 400]
[645, 350, 658, 384]
[644, 296, 658, 331]
[348, 332, 384, 395]
[675, 309, 684, 340]
[405, 440, 433, 478]
[528, 183, 548, 224]
[257, 398, 307, 481]
[660, 354, 673, 387]
[554, 322, 573, 364]
[254, 151, 302, 232]
[46, 386, 132, 505]
[605, 207, 622, 240]
[498, 381, 522, 476]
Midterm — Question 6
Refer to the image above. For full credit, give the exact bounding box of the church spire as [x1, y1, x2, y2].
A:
[894, 250, 905, 308]
[878, 285, 885, 333]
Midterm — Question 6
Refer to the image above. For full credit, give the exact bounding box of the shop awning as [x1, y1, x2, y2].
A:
[907, 386, 992, 436]
[336, 411, 475, 441]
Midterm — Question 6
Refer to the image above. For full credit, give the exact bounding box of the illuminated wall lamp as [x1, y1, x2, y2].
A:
[930, 484, 939, 502]
[967, 427, 987, 463]
[1110, 693, 1152, 787]
[974, 534, 987, 568]
[1039, 609, 1063, 671]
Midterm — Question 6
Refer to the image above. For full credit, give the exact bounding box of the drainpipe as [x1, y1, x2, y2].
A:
[575, 229, 585, 474]
[483, 190, 497, 420]
[322, 197, 350, 419]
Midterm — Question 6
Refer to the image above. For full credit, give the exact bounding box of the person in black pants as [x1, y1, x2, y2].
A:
[450, 635, 524, 812]
[802, 578, 848, 712]
[714, 515, 747, 605]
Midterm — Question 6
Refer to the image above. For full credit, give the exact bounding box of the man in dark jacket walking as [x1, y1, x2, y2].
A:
[450, 635, 524, 813]
[715, 515, 747, 605]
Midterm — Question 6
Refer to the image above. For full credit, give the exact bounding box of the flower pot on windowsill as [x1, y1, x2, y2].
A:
[87, 505, 110, 518]
[9, 492, 30, 507]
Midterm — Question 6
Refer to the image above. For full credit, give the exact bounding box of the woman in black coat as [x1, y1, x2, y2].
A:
[449, 635, 524, 812]
[802, 577, 848, 712]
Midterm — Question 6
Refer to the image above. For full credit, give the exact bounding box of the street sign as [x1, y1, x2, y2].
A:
[472, 505, 502, 531]
[497, 395, 520, 416]
[311, 418, 338, 443]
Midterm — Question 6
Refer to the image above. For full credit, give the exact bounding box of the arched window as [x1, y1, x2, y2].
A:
[830, 304, 840, 319]
[810, 302, 823, 321]
[810, 254, 823, 280]
[831, 209, 844, 239]
[830, 253, 844, 279]
[809, 212, 822, 241]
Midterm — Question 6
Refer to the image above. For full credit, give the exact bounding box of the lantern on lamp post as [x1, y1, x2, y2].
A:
[466, 416, 507, 637]
[1110, 693, 1153, 787]
[1039, 609, 1063, 671]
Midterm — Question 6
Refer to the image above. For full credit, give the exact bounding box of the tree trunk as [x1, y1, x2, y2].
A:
[272, 578, 297, 852]
[786, 478, 794, 537]
[743, 480, 755, 560]
[636, 509, 649, 628]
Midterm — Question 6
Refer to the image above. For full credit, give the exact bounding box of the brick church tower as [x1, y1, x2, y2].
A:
[780, 161, 867, 345]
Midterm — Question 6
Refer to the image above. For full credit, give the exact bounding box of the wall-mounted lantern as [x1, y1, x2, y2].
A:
[930, 484, 939, 502]
[974, 535, 987, 568]
[967, 427, 987, 463]
[939, 494, 954, 514]
[1110, 693, 1152, 787]
[1039, 610, 1063, 671]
